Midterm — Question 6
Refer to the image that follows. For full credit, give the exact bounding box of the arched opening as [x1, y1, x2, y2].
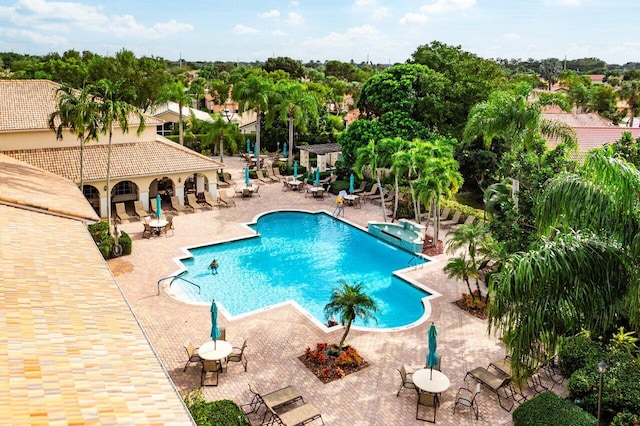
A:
[82, 185, 100, 215]
[185, 173, 210, 198]
[149, 177, 175, 210]
[111, 180, 139, 215]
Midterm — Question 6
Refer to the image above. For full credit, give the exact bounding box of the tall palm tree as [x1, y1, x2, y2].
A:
[354, 140, 387, 221]
[199, 115, 240, 159]
[619, 79, 640, 127]
[324, 281, 379, 349]
[271, 81, 319, 164]
[48, 83, 100, 191]
[90, 78, 146, 235]
[446, 223, 488, 300]
[488, 149, 640, 383]
[232, 74, 273, 168]
[158, 81, 193, 146]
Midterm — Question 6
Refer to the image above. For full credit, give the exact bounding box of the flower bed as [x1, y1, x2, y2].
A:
[299, 343, 369, 384]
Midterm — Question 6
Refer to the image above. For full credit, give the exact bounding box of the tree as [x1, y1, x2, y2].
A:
[262, 56, 305, 79]
[158, 81, 193, 146]
[443, 256, 476, 297]
[619, 79, 640, 127]
[539, 59, 562, 90]
[48, 83, 100, 191]
[232, 74, 273, 167]
[324, 281, 379, 348]
[90, 78, 146, 235]
[488, 149, 640, 384]
[354, 140, 388, 221]
[446, 223, 488, 300]
[270, 81, 319, 164]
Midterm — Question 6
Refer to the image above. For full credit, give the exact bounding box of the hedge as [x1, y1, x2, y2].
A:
[184, 390, 250, 426]
[512, 392, 596, 426]
[88, 221, 132, 260]
[441, 198, 486, 223]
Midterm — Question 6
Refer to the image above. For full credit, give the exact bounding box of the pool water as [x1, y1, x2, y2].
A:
[173, 211, 430, 329]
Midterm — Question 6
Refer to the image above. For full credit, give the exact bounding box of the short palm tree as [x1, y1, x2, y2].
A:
[354, 140, 387, 221]
[443, 256, 476, 297]
[446, 222, 488, 300]
[324, 281, 379, 349]
[158, 81, 193, 146]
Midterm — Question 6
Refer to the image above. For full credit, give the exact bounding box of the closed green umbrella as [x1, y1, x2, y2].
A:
[426, 322, 439, 379]
[210, 299, 221, 347]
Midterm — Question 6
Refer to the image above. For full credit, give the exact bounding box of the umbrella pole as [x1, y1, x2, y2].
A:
[430, 367, 433, 380]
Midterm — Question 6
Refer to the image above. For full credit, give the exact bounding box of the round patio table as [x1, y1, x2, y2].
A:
[412, 369, 450, 394]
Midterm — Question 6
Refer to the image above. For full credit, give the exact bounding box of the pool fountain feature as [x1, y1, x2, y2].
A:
[368, 219, 426, 253]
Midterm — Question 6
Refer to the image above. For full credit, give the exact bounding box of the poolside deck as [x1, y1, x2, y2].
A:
[111, 155, 564, 425]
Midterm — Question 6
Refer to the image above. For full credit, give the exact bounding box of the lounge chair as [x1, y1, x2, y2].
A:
[170, 196, 193, 213]
[216, 173, 230, 188]
[267, 403, 324, 426]
[247, 384, 305, 421]
[202, 191, 221, 208]
[371, 189, 394, 206]
[220, 172, 237, 187]
[396, 365, 417, 396]
[361, 183, 380, 202]
[273, 167, 288, 182]
[440, 211, 462, 227]
[451, 215, 476, 230]
[218, 190, 236, 207]
[133, 200, 149, 220]
[465, 366, 515, 411]
[115, 202, 134, 223]
[351, 181, 367, 194]
[256, 170, 273, 184]
[266, 166, 284, 182]
[186, 193, 206, 211]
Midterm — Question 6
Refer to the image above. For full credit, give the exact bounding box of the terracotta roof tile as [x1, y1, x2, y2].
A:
[0, 154, 99, 221]
[2, 138, 223, 182]
[548, 126, 640, 152]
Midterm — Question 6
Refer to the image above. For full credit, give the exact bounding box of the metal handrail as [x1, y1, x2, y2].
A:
[157, 275, 200, 296]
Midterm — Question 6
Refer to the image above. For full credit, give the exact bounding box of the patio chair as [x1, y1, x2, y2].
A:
[351, 181, 367, 194]
[440, 211, 462, 227]
[226, 339, 248, 371]
[453, 382, 481, 420]
[253, 185, 261, 197]
[218, 190, 236, 207]
[451, 215, 476, 230]
[242, 188, 253, 198]
[133, 200, 149, 220]
[425, 355, 442, 371]
[163, 215, 175, 237]
[115, 202, 133, 223]
[315, 187, 325, 200]
[267, 403, 324, 426]
[396, 365, 417, 396]
[201, 360, 221, 386]
[256, 170, 272, 184]
[142, 222, 153, 239]
[416, 389, 437, 423]
[170, 196, 193, 213]
[183, 341, 202, 371]
[352, 196, 362, 209]
[465, 367, 515, 411]
[187, 193, 206, 211]
[202, 191, 221, 208]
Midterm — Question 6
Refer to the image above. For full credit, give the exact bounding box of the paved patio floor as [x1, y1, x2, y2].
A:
[110, 155, 564, 425]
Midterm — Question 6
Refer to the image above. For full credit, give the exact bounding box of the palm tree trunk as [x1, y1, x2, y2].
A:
[433, 199, 441, 247]
[106, 128, 113, 236]
[376, 174, 387, 222]
[288, 116, 294, 164]
[79, 136, 84, 190]
[178, 102, 184, 146]
[392, 175, 399, 223]
[339, 321, 352, 348]
[255, 108, 261, 168]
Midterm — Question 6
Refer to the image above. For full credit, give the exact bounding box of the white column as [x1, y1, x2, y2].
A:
[140, 191, 150, 211]
[175, 186, 185, 203]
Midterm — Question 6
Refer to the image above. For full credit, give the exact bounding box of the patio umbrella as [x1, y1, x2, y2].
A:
[426, 322, 439, 379]
[246, 138, 251, 153]
[244, 167, 250, 185]
[210, 299, 221, 346]
[349, 173, 355, 193]
[155, 194, 162, 220]
[315, 168, 320, 186]
[282, 142, 288, 157]
[293, 161, 298, 180]
[254, 142, 259, 158]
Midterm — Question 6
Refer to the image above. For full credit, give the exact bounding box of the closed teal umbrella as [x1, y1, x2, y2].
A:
[426, 322, 439, 379]
[293, 161, 298, 180]
[254, 142, 259, 158]
[349, 174, 355, 193]
[244, 167, 250, 185]
[246, 139, 251, 153]
[210, 299, 221, 347]
[155, 194, 162, 219]
[315, 168, 320, 186]
[282, 142, 288, 157]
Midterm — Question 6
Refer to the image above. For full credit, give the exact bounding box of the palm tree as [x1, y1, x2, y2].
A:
[90, 78, 146, 235]
[391, 138, 430, 223]
[158, 81, 193, 146]
[199, 115, 240, 159]
[446, 223, 488, 300]
[48, 83, 100, 191]
[619, 79, 640, 127]
[324, 281, 379, 349]
[232, 74, 273, 168]
[488, 149, 640, 383]
[271, 81, 319, 164]
[443, 256, 476, 296]
[354, 140, 387, 221]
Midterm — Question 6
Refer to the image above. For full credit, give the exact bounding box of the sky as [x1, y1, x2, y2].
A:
[0, 0, 638, 66]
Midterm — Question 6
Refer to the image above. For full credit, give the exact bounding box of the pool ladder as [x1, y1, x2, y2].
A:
[157, 275, 201, 296]
[407, 256, 422, 268]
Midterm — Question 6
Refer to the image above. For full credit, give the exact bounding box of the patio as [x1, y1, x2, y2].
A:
[110, 155, 562, 425]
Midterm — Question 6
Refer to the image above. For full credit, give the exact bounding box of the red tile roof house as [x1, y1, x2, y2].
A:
[0, 79, 224, 219]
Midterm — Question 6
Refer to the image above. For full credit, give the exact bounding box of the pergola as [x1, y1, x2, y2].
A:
[298, 143, 342, 172]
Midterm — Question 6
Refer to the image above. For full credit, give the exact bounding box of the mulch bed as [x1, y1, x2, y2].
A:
[422, 237, 444, 257]
[453, 299, 488, 320]
[299, 344, 369, 384]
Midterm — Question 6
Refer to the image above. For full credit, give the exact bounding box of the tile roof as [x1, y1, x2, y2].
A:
[2, 138, 224, 182]
[0, 157, 193, 424]
[547, 126, 640, 152]
[149, 101, 215, 123]
[543, 111, 612, 127]
[298, 143, 342, 155]
[0, 154, 99, 221]
[0, 79, 160, 133]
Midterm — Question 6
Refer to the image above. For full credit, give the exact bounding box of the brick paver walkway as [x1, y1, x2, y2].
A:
[110, 155, 564, 425]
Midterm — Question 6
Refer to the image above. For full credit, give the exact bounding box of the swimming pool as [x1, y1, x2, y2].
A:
[170, 211, 433, 329]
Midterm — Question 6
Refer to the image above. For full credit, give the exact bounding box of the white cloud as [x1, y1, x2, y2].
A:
[259, 10, 280, 19]
[272, 29, 288, 36]
[372, 7, 390, 20]
[354, 0, 376, 6]
[0, 26, 66, 45]
[289, 1, 299, 6]
[399, 13, 429, 25]
[545, 0, 580, 5]
[286, 12, 305, 25]
[420, 0, 476, 14]
[233, 24, 259, 35]
[503, 33, 520, 40]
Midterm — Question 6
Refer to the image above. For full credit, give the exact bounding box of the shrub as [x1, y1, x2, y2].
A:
[441, 199, 486, 223]
[88, 221, 131, 259]
[184, 389, 250, 426]
[611, 412, 640, 426]
[512, 392, 596, 426]
[119, 231, 132, 255]
[336, 347, 364, 367]
[558, 336, 606, 376]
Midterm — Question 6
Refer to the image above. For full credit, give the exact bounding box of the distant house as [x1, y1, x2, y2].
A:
[0, 80, 225, 218]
